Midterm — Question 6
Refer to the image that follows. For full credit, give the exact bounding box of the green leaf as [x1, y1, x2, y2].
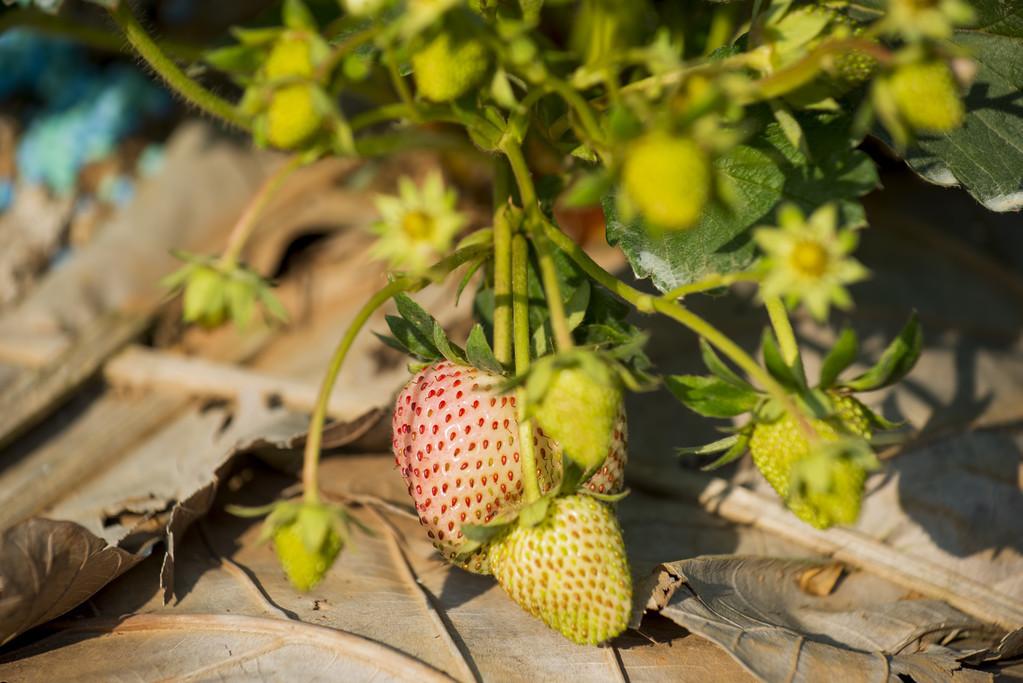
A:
[857, 0, 1023, 211]
[606, 113, 878, 292]
[842, 313, 922, 392]
[465, 324, 504, 374]
[665, 375, 761, 418]
[761, 329, 806, 390]
[818, 327, 859, 389]
[564, 279, 591, 333]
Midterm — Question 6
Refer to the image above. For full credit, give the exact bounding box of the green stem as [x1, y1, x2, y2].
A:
[501, 139, 572, 351]
[764, 296, 799, 367]
[316, 26, 378, 81]
[303, 277, 416, 503]
[492, 167, 514, 366]
[500, 138, 537, 208]
[512, 233, 541, 504]
[532, 230, 573, 352]
[350, 102, 415, 131]
[661, 271, 760, 301]
[220, 155, 307, 268]
[109, 3, 248, 130]
[535, 218, 801, 417]
[385, 52, 419, 122]
[300, 246, 488, 503]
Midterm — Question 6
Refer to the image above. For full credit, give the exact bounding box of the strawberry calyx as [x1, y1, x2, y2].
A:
[671, 314, 921, 526]
[227, 499, 369, 591]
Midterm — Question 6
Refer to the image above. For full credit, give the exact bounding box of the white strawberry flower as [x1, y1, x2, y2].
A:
[754, 203, 868, 322]
[370, 171, 466, 274]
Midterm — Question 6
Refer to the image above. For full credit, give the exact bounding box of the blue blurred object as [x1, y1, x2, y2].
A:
[3, 29, 174, 195]
[2, 30, 173, 195]
[0, 179, 13, 212]
[97, 173, 135, 206]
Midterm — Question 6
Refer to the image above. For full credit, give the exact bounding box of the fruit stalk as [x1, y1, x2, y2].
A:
[512, 232, 542, 504]
[220, 155, 307, 269]
[109, 2, 248, 130]
[303, 277, 415, 502]
[492, 162, 514, 365]
[501, 140, 574, 351]
[535, 216, 804, 419]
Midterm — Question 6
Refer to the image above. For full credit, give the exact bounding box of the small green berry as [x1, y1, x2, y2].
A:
[412, 25, 490, 102]
[889, 61, 964, 133]
[273, 521, 343, 592]
[267, 84, 322, 150]
[621, 133, 711, 231]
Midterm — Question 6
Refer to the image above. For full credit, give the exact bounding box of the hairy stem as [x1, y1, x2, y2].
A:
[303, 278, 415, 502]
[532, 230, 574, 352]
[301, 247, 489, 503]
[764, 296, 799, 367]
[535, 218, 802, 417]
[220, 155, 307, 268]
[385, 52, 419, 122]
[512, 234, 542, 504]
[109, 3, 248, 130]
[0, 6, 203, 60]
[661, 271, 760, 301]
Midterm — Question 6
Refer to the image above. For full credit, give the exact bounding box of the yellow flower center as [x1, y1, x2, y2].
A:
[402, 210, 435, 240]
[790, 240, 829, 278]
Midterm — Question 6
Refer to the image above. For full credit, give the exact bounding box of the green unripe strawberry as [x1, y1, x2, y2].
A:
[412, 18, 490, 102]
[267, 84, 322, 150]
[273, 518, 343, 592]
[182, 265, 227, 328]
[265, 36, 315, 80]
[533, 357, 623, 474]
[889, 61, 964, 133]
[489, 495, 632, 645]
[749, 395, 871, 528]
[621, 133, 711, 231]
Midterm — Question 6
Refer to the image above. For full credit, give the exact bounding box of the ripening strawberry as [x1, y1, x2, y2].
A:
[273, 520, 343, 592]
[392, 362, 627, 572]
[489, 494, 632, 645]
[265, 36, 315, 81]
[621, 132, 711, 231]
[889, 60, 964, 133]
[749, 394, 871, 528]
[412, 17, 490, 102]
[267, 84, 322, 150]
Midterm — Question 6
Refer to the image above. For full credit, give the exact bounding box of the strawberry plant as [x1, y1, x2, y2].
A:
[10, 0, 1020, 646]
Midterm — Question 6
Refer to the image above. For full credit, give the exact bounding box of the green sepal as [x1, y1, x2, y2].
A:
[840, 312, 921, 392]
[204, 44, 265, 76]
[231, 26, 285, 47]
[700, 339, 753, 389]
[665, 374, 760, 418]
[703, 431, 751, 471]
[432, 322, 467, 364]
[582, 488, 630, 503]
[676, 434, 739, 456]
[761, 328, 807, 391]
[517, 497, 551, 528]
[282, 0, 318, 30]
[465, 324, 504, 374]
[818, 326, 859, 389]
[381, 316, 442, 361]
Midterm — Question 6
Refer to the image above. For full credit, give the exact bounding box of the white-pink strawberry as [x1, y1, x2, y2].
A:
[391, 362, 627, 571]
